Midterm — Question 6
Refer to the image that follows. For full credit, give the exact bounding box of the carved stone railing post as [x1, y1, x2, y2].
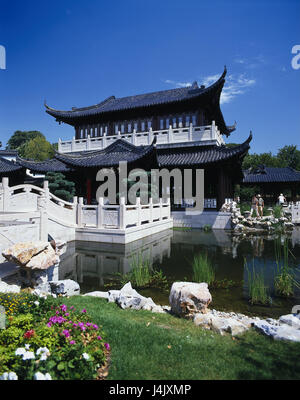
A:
[58, 138, 62, 153]
[73, 196, 78, 224]
[168, 125, 173, 143]
[97, 197, 103, 229]
[1, 177, 9, 212]
[71, 136, 76, 152]
[148, 127, 153, 144]
[87, 135, 91, 150]
[159, 198, 163, 221]
[119, 197, 126, 229]
[39, 210, 48, 241]
[189, 123, 193, 142]
[43, 180, 49, 208]
[136, 197, 141, 226]
[77, 197, 84, 228]
[149, 197, 153, 223]
[211, 120, 216, 140]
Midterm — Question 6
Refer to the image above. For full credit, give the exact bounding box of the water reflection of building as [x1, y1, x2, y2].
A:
[59, 229, 173, 287]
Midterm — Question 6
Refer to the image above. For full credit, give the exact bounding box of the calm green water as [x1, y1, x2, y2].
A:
[59, 228, 300, 319]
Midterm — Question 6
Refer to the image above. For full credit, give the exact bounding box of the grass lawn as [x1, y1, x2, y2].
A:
[62, 296, 300, 380]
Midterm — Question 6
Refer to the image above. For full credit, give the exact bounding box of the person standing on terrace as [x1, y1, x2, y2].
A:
[250, 195, 259, 217]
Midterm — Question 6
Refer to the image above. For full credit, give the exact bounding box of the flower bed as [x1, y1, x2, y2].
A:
[0, 293, 110, 380]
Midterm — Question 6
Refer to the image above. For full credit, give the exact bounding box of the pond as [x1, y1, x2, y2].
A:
[59, 228, 300, 319]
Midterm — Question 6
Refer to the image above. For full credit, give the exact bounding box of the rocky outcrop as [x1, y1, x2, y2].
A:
[49, 279, 80, 296]
[0, 281, 20, 294]
[169, 282, 212, 318]
[229, 204, 294, 232]
[253, 315, 300, 342]
[107, 282, 165, 313]
[2, 241, 59, 270]
[194, 309, 258, 336]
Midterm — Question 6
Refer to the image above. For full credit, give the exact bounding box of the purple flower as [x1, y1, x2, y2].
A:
[65, 313, 69, 317]
[70, 306, 74, 309]
[72, 323, 77, 328]
[104, 343, 110, 350]
[86, 323, 92, 327]
[47, 322, 52, 328]
[62, 329, 70, 338]
[70, 340, 75, 345]
[92, 324, 98, 330]
[81, 308, 87, 313]
[97, 336, 102, 340]
[60, 305, 67, 312]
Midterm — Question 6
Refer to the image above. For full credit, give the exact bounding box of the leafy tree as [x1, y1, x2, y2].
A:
[21, 136, 55, 161]
[45, 172, 75, 202]
[6, 130, 45, 151]
[277, 145, 300, 170]
[242, 152, 280, 170]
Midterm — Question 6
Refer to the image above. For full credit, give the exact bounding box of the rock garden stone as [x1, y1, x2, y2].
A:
[49, 279, 80, 296]
[169, 281, 212, 318]
[253, 320, 300, 342]
[83, 291, 108, 299]
[0, 280, 20, 293]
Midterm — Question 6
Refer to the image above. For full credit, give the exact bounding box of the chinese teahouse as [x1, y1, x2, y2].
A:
[5, 67, 252, 209]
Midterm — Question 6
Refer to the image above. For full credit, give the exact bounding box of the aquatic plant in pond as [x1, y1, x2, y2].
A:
[120, 252, 168, 289]
[245, 259, 271, 305]
[274, 238, 299, 297]
[192, 253, 215, 285]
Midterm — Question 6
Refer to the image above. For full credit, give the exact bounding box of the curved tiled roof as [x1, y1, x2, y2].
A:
[157, 133, 252, 167]
[54, 138, 157, 168]
[0, 157, 23, 174]
[45, 68, 234, 136]
[12, 134, 251, 173]
[243, 166, 300, 183]
[16, 156, 73, 173]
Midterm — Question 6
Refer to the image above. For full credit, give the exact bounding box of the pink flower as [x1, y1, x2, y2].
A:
[60, 305, 67, 312]
[104, 343, 110, 350]
[47, 322, 52, 328]
[62, 329, 70, 338]
[97, 336, 102, 340]
[70, 340, 75, 345]
[81, 308, 87, 313]
[92, 324, 98, 330]
[65, 313, 69, 317]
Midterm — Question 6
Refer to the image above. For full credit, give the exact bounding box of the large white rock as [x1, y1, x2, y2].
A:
[279, 313, 300, 329]
[0, 281, 20, 293]
[116, 282, 156, 311]
[169, 282, 212, 318]
[2, 241, 58, 270]
[83, 291, 108, 299]
[108, 282, 163, 312]
[194, 312, 249, 336]
[253, 320, 300, 342]
[49, 279, 80, 296]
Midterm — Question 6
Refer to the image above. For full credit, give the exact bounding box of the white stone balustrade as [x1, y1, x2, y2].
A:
[58, 122, 225, 153]
[77, 197, 171, 230]
[0, 178, 172, 235]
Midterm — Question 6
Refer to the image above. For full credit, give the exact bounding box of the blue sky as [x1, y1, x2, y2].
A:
[0, 0, 299, 153]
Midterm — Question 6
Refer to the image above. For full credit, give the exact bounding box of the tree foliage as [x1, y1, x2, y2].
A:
[6, 131, 44, 151]
[45, 172, 75, 202]
[242, 145, 300, 171]
[21, 136, 55, 161]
